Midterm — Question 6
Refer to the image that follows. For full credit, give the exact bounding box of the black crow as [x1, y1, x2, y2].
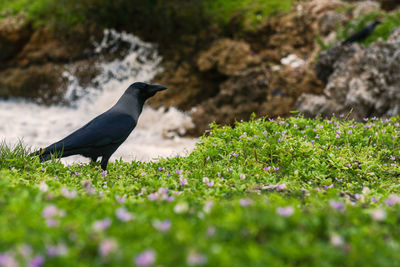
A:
[342, 20, 381, 45]
[31, 82, 167, 170]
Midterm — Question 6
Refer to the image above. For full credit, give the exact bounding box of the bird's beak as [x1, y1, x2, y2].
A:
[149, 84, 167, 93]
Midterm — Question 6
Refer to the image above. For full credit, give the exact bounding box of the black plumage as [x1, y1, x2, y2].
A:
[31, 82, 167, 170]
[342, 20, 381, 45]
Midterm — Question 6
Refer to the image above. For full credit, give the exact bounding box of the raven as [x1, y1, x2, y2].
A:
[342, 20, 381, 45]
[31, 82, 167, 170]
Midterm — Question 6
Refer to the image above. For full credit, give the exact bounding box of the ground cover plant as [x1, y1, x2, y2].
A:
[1, 115, 400, 266]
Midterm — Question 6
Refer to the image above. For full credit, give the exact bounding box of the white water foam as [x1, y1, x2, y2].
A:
[0, 29, 197, 164]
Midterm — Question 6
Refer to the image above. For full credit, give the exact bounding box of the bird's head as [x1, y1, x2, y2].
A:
[125, 82, 167, 99]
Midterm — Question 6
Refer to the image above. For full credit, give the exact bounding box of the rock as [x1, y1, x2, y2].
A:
[352, 1, 380, 17]
[381, 0, 400, 11]
[0, 63, 67, 104]
[0, 14, 32, 62]
[297, 29, 400, 120]
[191, 67, 268, 135]
[196, 39, 261, 75]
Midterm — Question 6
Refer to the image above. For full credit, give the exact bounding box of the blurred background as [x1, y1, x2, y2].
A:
[0, 0, 399, 162]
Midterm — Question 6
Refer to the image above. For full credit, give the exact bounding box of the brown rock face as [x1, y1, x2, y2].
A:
[0, 14, 32, 62]
[191, 67, 269, 135]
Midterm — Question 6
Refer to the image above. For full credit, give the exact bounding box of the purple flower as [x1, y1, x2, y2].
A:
[390, 156, 396, 161]
[315, 135, 320, 139]
[74, 171, 80, 176]
[42, 205, 59, 218]
[148, 193, 160, 201]
[61, 187, 77, 199]
[152, 219, 171, 232]
[385, 194, 400, 206]
[323, 184, 333, 190]
[327, 120, 332, 124]
[115, 208, 133, 222]
[329, 200, 345, 211]
[232, 153, 239, 157]
[335, 134, 340, 139]
[141, 172, 147, 177]
[363, 118, 368, 121]
[46, 243, 67, 257]
[135, 249, 156, 267]
[371, 197, 378, 203]
[365, 124, 372, 129]
[276, 206, 294, 217]
[180, 177, 188, 186]
[202, 177, 209, 183]
[273, 166, 280, 171]
[207, 180, 215, 187]
[176, 170, 183, 175]
[158, 188, 169, 195]
[395, 123, 399, 127]
[275, 184, 286, 190]
[92, 218, 111, 231]
[348, 130, 353, 134]
[239, 198, 253, 207]
[264, 166, 271, 171]
[115, 195, 126, 203]
[227, 168, 233, 173]
[0, 253, 17, 267]
[239, 174, 246, 180]
[101, 170, 108, 178]
[30, 255, 44, 267]
[99, 239, 117, 257]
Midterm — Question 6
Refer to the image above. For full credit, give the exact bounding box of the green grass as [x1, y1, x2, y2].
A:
[1, 115, 400, 266]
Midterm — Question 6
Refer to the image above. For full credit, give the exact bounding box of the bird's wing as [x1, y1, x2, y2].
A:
[54, 112, 136, 151]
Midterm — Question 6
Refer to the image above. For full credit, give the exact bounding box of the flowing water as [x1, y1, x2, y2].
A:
[0, 30, 197, 165]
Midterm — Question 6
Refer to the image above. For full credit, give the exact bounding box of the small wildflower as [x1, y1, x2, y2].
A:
[141, 172, 147, 177]
[99, 239, 117, 257]
[74, 172, 80, 176]
[330, 234, 343, 247]
[323, 184, 333, 190]
[30, 255, 44, 267]
[329, 200, 345, 211]
[92, 218, 111, 231]
[239, 198, 253, 207]
[176, 170, 183, 175]
[174, 202, 189, 214]
[46, 243, 67, 257]
[152, 219, 171, 232]
[239, 174, 246, 180]
[101, 170, 108, 178]
[363, 118, 368, 121]
[327, 120, 332, 124]
[203, 201, 213, 213]
[385, 194, 400, 206]
[0, 253, 17, 267]
[273, 166, 280, 171]
[348, 130, 353, 134]
[232, 153, 239, 157]
[275, 184, 286, 190]
[202, 177, 209, 183]
[148, 193, 160, 201]
[207, 180, 214, 187]
[61, 187, 77, 199]
[365, 124, 372, 129]
[227, 168, 233, 173]
[187, 252, 207, 266]
[39, 182, 49, 192]
[180, 177, 188, 186]
[115, 195, 126, 203]
[335, 134, 340, 139]
[315, 135, 320, 139]
[277, 206, 294, 217]
[370, 209, 386, 221]
[115, 208, 133, 222]
[390, 156, 396, 161]
[264, 166, 271, 171]
[135, 250, 156, 267]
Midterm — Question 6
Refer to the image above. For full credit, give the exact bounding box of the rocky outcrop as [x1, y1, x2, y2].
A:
[0, 15, 101, 104]
[297, 28, 400, 119]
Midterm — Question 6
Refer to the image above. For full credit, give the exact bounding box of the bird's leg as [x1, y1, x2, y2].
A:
[90, 156, 98, 163]
[100, 155, 111, 171]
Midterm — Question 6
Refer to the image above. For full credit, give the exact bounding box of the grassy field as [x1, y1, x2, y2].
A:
[1, 115, 400, 266]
